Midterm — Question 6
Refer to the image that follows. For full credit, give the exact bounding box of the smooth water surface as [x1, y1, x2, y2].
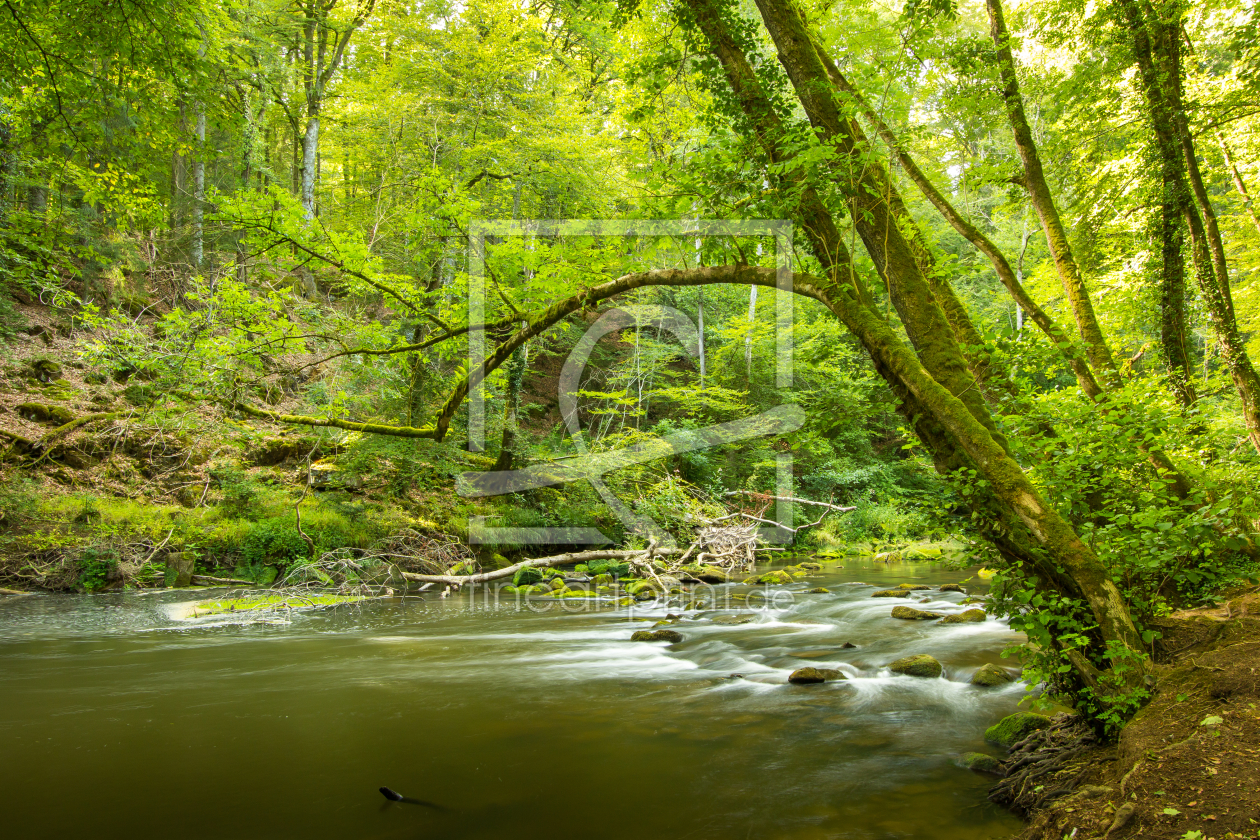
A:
[0, 560, 1025, 839]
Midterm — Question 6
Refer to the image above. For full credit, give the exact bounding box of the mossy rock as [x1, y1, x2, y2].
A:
[871, 589, 910, 598]
[939, 583, 966, 593]
[16, 402, 73, 426]
[984, 713, 1052, 747]
[807, 587, 830, 594]
[548, 577, 567, 591]
[84, 371, 108, 385]
[625, 579, 660, 598]
[971, 664, 1015, 687]
[788, 667, 846, 684]
[16, 402, 52, 423]
[887, 654, 943, 678]
[26, 356, 62, 382]
[592, 573, 613, 584]
[678, 564, 729, 583]
[960, 752, 1005, 775]
[891, 605, 944, 621]
[631, 629, 683, 643]
[794, 561, 823, 571]
[941, 609, 987, 624]
[757, 569, 793, 585]
[512, 567, 543, 587]
[897, 583, 933, 590]
[711, 613, 755, 625]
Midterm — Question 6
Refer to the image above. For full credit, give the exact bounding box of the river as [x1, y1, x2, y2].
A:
[0, 559, 1026, 839]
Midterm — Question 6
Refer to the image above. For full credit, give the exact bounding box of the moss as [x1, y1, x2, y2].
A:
[887, 654, 943, 678]
[941, 609, 987, 624]
[757, 569, 793, 585]
[984, 713, 1052, 747]
[631, 629, 683, 643]
[971, 664, 1015, 687]
[788, 667, 846, 684]
[513, 567, 543, 586]
[871, 589, 911, 598]
[891, 605, 943, 620]
[960, 752, 1004, 774]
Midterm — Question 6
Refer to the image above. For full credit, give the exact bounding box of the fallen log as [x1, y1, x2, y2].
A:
[399, 548, 682, 586]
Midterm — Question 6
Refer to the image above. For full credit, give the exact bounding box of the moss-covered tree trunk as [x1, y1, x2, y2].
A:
[987, 0, 1119, 384]
[1118, 0, 1260, 454]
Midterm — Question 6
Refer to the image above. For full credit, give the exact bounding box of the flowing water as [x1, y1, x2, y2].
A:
[0, 559, 1027, 839]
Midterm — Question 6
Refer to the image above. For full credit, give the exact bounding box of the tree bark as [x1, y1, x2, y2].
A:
[987, 0, 1120, 383]
[1118, 0, 1260, 454]
[1218, 135, 1260, 237]
[821, 57, 1104, 400]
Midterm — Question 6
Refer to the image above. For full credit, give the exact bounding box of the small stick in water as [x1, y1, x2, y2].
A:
[379, 787, 446, 811]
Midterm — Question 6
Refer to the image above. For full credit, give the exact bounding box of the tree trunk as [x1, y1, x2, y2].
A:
[744, 0, 1011, 452]
[986, 0, 1119, 383]
[1118, 0, 1260, 454]
[1218, 135, 1260, 237]
[1159, 168, 1195, 407]
[301, 109, 318, 220]
[676, 0, 1149, 694]
[192, 105, 206, 267]
[821, 57, 1104, 400]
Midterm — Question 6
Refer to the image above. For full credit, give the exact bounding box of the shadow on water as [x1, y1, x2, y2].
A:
[0, 558, 1024, 839]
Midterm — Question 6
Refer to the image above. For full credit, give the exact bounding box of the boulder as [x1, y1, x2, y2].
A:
[891, 606, 944, 620]
[971, 664, 1016, 687]
[807, 587, 830, 594]
[897, 583, 933, 590]
[840, 642, 857, 649]
[887, 654, 943, 678]
[941, 609, 987, 624]
[512, 567, 543, 587]
[625, 579, 660, 599]
[788, 667, 847, 684]
[678, 564, 729, 583]
[984, 712, 1052, 747]
[960, 752, 1005, 775]
[871, 589, 911, 598]
[26, 356, 62, 382]
[631, 629, 683, 643]
[939, 583, 966, 593]
[757, 570, 793, 585]
[711, 614, 755, 625]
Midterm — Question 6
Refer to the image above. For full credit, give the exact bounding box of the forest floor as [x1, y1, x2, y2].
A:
[1016, 587, 1260, 840]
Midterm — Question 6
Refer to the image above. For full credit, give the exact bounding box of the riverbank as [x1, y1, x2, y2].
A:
[1010, 585, 1260, 840]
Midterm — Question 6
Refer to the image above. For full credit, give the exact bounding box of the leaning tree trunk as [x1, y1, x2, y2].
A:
[821, 59, 1104, 399]
[678, 0, 1149, 692]
[987, 0, 1120, 384]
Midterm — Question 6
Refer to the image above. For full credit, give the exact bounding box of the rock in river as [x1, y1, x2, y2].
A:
[940, 609, 987, 624]
[897, 583, 933, 590]
[891, 606, 944, 620]
[960, 752, 1005, 775]
[871, 589, 911, 598]
[631, 629, 683, 643]
[939, 583, 966, 593]
[788, 667, 847, 684]
[887, 654, 943, 678]
[711, 614, 755, 625]
[985, 712, 1052, 747]
[971, 663, 1015, 687]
